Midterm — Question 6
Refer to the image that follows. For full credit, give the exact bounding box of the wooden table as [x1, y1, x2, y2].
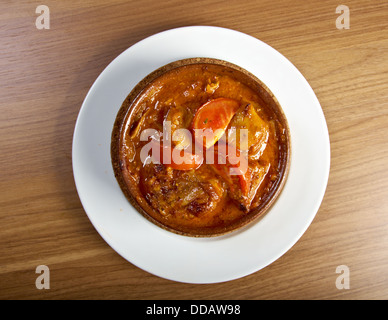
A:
[1, 0, 387, 300]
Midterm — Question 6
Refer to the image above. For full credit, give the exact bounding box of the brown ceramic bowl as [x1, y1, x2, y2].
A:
[111, 58, 291, 237]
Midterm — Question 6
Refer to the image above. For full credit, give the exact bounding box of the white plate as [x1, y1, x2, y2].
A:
[72, 26, 330, 284]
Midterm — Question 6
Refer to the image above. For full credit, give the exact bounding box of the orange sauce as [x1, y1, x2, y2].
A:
[114, 62, 289, 236]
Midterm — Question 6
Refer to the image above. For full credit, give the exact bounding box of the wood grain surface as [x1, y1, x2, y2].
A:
[1, 0, 387, 300]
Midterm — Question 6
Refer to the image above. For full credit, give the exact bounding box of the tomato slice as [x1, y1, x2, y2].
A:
[236, 166, 251, 197]
[192, 98, 240, 149]
[148, 139, 203, 170]
[211, 142, 251, 197]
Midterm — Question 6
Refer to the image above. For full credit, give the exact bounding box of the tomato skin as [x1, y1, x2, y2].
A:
[237, 167, 251, 197]
[148, 139, 203, 170]
[211, 142, 251, 197]
[192, 98, 240, 148]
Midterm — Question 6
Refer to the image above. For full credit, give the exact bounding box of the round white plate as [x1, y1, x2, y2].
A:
[72, 26, 330, 284]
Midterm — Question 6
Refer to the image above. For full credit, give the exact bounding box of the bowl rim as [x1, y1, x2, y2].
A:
[111, 57, 291, 237]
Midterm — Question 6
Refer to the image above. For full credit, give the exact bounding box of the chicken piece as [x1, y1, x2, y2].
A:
[210, 142, 270, 211]
[165, 105, 193, 150]
[205, 77, 219, 94]
[140, 164, 223, 219]
[227, 104, 269, 160]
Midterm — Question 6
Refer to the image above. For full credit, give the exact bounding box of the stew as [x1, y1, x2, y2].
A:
[112, 60, 290, 236]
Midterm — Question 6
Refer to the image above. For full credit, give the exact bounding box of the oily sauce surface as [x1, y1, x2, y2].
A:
[117, 63, 289, 235]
